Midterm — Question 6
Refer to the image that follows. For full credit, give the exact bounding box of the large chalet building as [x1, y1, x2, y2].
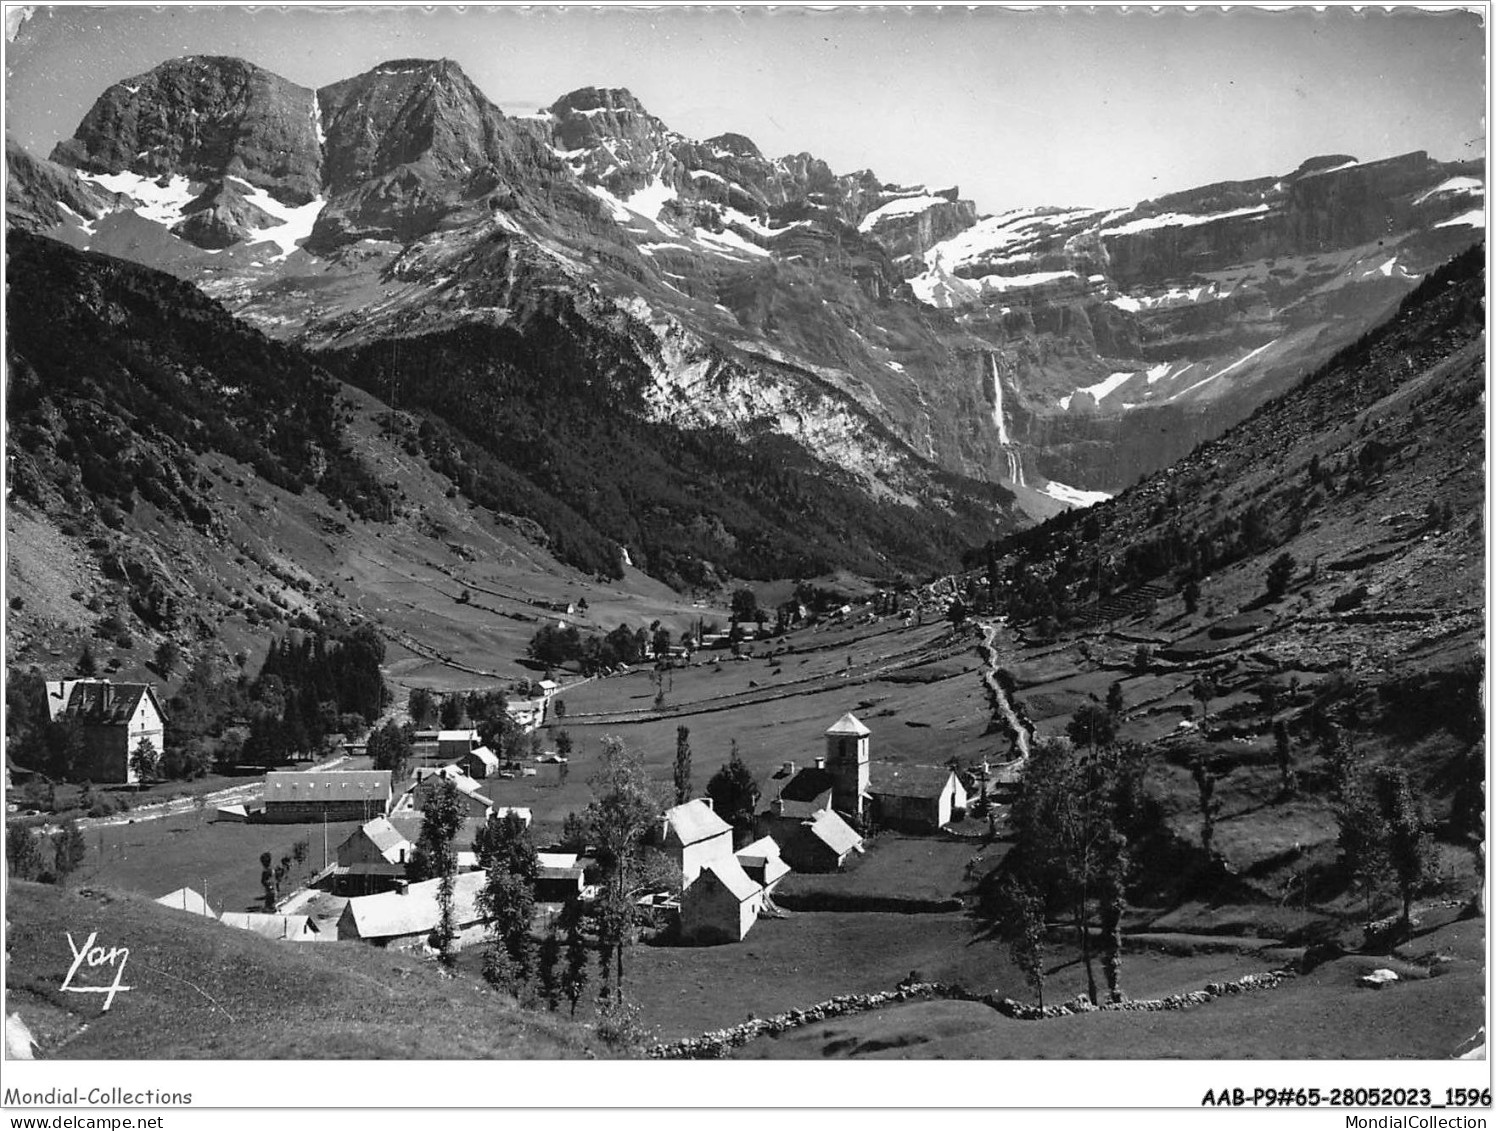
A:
[45, 679, 166, 784]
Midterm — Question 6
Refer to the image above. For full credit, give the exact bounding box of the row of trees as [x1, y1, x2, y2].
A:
[6, 821, 88, 884]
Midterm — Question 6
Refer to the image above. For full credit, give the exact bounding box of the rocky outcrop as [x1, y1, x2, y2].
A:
[50, 56, 323, 206]
[4, 136, 114, 231]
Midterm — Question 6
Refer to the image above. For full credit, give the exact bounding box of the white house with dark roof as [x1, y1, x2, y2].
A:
[45, 679, 166, 783]
[658, 798, 735, 886]
[679, 855, 764, 944]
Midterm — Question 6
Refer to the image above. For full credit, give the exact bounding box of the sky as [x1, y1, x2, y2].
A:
[3, 4, 1487, 213]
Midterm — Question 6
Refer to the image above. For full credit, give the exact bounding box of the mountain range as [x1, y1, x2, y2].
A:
[12, 56, 1484, 493]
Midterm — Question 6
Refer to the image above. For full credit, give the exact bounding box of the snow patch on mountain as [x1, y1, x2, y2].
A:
[228, 176, 325, 261]
[1059, 370, 1136, 410]
[77, 169, 196, 226]
[858, 194, 948, 233]
[1104, 203, 1269, 238]
[1414, 176, 1483, 206]
[1435, 208, 1485, 230]
[624, 176, 677, 222]
[1040, 480, 1112, 508]
[1168, 339, 1279, 401]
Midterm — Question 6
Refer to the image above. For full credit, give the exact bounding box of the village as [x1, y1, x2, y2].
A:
[7, 586, 1042, 1036]
[8, 552, 1482, 1059]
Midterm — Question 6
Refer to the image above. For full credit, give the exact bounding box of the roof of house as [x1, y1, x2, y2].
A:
[339, 871, 487, 939]
[264, 770, 392, 803]
[218, 912, 319, 940]
[536, 852, 579, 871]
[777, 766, 836, 805]
[690, 855, 761, 903]
[735, 836, 782, 864]
[805, 808, 862, 856]
[344, 816, 411, 864]
[154, 887, 216, 918]
[464, 747, 500, 769]
[49, 680, 165, 726]
[415, 765, 486, 794]
[825, 712, 870, 737]
[870, 764, 960, 801]
[387, 814, 489, 848]
[437, 730, 478, 743]
[662, 799, 732, 846]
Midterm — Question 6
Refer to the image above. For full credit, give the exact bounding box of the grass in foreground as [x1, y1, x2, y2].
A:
[5, 880, 601, 1059]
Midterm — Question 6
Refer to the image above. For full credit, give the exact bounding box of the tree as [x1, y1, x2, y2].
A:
[419, 778, 467, 965]
[154, 639, 181, 678]
[554, 729, 573, 759]
[408, 687, 437, 728]
[582, 737, 661, 998]
[1265, 552, 1296, 600]
[77, 643, 98, 678]
[1373, 767, 1439, 931]
[1190, 752, 1220, 861]
[259, 851, 279, 911]
[130, 736, 159, 790]
[53, 820, 88, 882]
[1181, 577, 1200, 615]
[1273, 719, 1296, 797]
[706, 740, 759, 843]
[559, 899, 590, 1016]
[6, 824, 44, 880]
[1336, 772, 1390, 929]
[367, 720, 414, 782]
[1106, 681, 1125, 721]
[730, 588, 759, 625]
[1191, 675, 1218, 720]
[1006, 736, 1133, 1006]
[672, 725, 692, 805]
[586, 737, 660, 894]
[537, 921, 563, 1011]
[1000, 878, 1047, 1009]
[439, 694, 466, 730]
[947, 596, 968, 626]
[1066, 703, 1116, 754]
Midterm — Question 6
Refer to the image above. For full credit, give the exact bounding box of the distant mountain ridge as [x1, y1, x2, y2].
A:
[12, 53, 1484, 524]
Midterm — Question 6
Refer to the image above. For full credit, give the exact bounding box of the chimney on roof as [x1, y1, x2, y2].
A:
[814, 756, 826, 771]
[395, 879, 408, 896]
[783, 761, 796, 777]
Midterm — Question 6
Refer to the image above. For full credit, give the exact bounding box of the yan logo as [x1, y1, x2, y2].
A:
[60, 931, 132, 1011]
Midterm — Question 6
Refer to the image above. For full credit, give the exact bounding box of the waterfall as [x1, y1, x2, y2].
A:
[988, 353, 1025, 487]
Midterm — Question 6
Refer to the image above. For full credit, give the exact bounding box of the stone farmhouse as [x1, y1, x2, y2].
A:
[781, 808, 863, 872]
[332, 816, 414, 895]
[261, 770, 392, 823]
[870, 765, 968, 831]
[658, 798, 735, 886]
[460, 746, 501, 779]
[45, 679, 166, 784]
[680, 855, 765, 945]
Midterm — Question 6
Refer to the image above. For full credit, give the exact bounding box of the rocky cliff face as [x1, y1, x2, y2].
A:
[30, 54, 1485, 525]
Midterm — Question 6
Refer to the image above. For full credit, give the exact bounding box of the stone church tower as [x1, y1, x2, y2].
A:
[824, 712, 870, 820]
